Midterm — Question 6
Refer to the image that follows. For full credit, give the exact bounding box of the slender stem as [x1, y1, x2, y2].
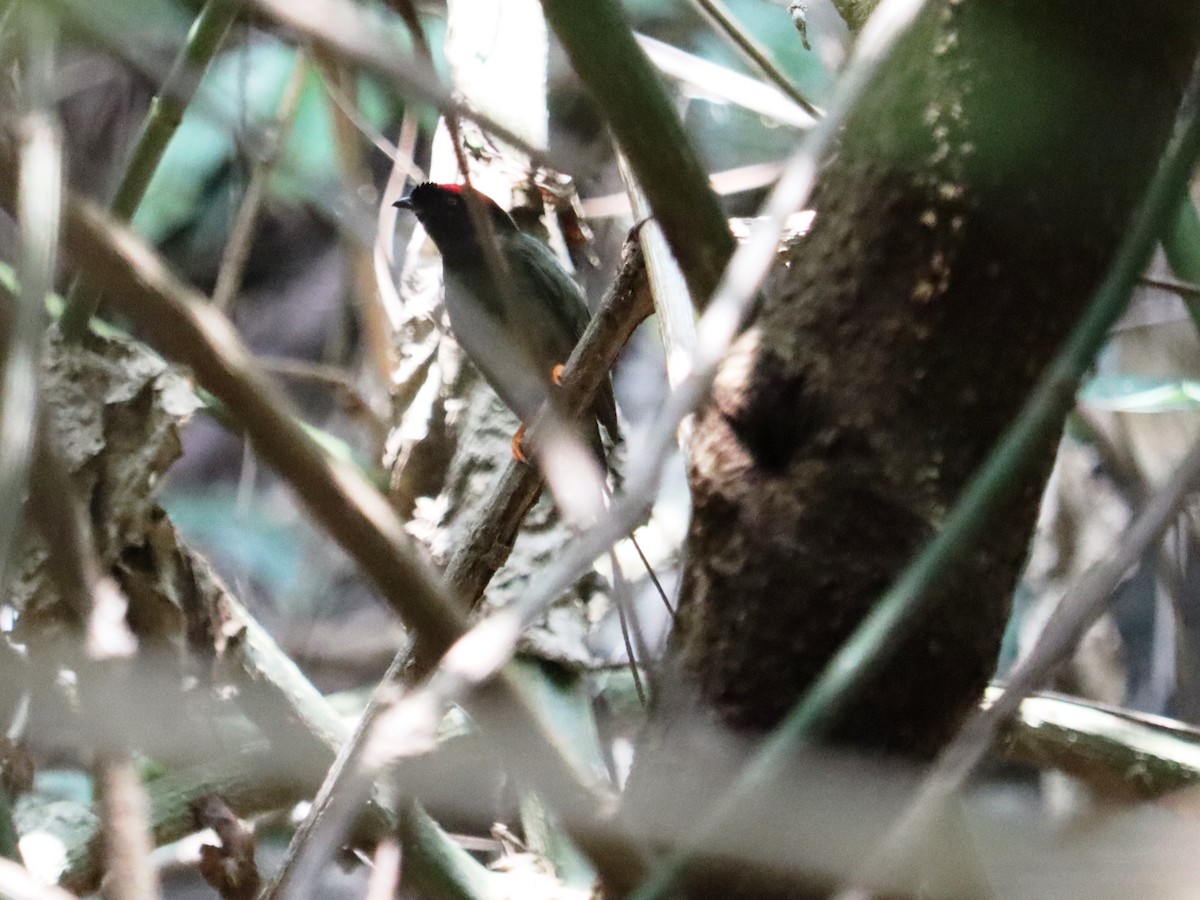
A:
[0, 784, 17, 862]
[260, 239, 654, 900]
[686, 0, 823, 118]
[541, 0, 735, 309]
[96, 756, 161, 900]
[1, 5, 58, 596]
[253, 0, 561, 171]
[59, 0, 241, 340]
[833, 433, 1200, 899]
[627, 48, 1200, 900]
[314, 51, 397, 389]
[212, 52, 309, 313]
[45, 190, 640, 892]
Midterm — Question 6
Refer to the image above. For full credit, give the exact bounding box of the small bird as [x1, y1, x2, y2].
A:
[395, 182, 619, 464]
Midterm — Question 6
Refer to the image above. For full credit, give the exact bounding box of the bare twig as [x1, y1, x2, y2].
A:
[58, 0, 240, 339]
[28, 187, 638, 890]
[315, 50, 399, 392]
[542, 0, 735, 309]
[618, 155, 696, 397]
[252, 0, 565, 171]
[369, 0, 429, 336]
[95, 757, 161, 900]
[257, 356, 388, 443]
[0, 6, 58, 596]
[364, 838, 402, 900]
[685, 0, 823, 118]
[259, 237, 653, 900]
[835, 433, 1200, 898]
[1140, 273, 1200, 300]
[373, 107, 422, 338]
[636, 36, 815, 129]
[212, 53, 310, 313]
[319, 68, 402, 161]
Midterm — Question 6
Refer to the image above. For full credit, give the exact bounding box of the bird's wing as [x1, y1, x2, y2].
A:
[509, 234, 620, 438]
[509, 234, 592, 343]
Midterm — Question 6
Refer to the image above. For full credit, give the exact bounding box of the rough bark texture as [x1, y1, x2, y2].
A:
[663, 1, 1200, 765]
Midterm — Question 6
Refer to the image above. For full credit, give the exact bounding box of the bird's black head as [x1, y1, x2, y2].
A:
[394, 182, 517, 259]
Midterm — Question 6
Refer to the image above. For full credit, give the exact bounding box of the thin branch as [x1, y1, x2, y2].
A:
[541, 0, 735, 309]
[319, 63, 402, 161]
[57, 0, 241, 339]
[685, 0, 823, 119]
[584, 159, 790, 218]
[251, 0, 565, 172]
[258, 237, 654, 900]
[313, 50, 398, 390]
[257, 355, 388, 443]
[442, 237, 654, 605]
[95, 757, 161, 900]
[626, 32, 1200, 900]
[989, 687, 1200, 802]
[618, 155, 696, 395]
[372, 107, 423, 339]
[23, 185, 639, 890]
[835, 431, 1200, 898]
[212, 52, 310, 313]
[1140, 273, 1200, 300]
[636, 35, 816, 129]
[370, 0, 427, 336]
[0, 6, 58, 598]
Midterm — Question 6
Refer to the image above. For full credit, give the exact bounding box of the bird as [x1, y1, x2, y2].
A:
[394, 182, 619, 465]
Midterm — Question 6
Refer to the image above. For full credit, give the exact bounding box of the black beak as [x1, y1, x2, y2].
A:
[394, 195, 413, 210]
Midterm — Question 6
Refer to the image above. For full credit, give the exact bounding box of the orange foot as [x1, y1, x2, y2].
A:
[511, 424, 529, 464]
[551, 363, 566, 386]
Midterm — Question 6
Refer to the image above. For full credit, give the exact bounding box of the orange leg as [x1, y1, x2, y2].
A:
[511, 424, 529, 463]
[551, 363, 566, 385]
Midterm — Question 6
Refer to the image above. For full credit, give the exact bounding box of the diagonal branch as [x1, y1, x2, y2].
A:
[541, 0, 734, 310]
[443, 236, 652, 605]
[6, 174, 643, 888]
[259, 234, 653, 899]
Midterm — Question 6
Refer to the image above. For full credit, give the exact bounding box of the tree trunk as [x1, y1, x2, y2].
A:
[654, 0, 1200, 778]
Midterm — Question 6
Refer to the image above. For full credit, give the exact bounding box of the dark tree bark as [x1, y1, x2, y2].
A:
[629, 3, 1200, 880]
[622, 5, 1200, 895]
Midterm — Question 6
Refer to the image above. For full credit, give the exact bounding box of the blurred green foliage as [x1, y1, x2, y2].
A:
[133, 36, 434, 243]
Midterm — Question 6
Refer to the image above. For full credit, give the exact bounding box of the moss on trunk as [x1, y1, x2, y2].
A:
[666, 0, 1200, 762]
